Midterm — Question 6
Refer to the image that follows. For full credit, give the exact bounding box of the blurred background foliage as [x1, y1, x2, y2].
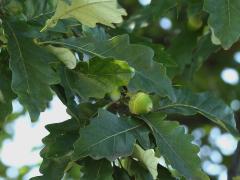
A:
[1, 0, 240, 179]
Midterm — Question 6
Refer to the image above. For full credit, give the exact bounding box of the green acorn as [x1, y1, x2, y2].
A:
[110, 88, 121, 101]
[187, 16, 203, 31]
[129, 92, 153, 114]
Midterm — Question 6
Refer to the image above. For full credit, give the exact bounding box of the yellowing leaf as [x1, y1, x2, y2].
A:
[42, 0, 127, 31]
[47, 45, 77, 69]
[132, 144, 159, 179]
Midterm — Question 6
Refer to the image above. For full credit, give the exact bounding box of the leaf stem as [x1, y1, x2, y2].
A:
[117, 158, 123, 168]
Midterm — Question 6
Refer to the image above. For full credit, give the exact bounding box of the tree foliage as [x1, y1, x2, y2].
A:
[0, 0, 240, 179]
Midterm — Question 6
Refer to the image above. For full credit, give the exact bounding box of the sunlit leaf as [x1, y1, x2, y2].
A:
[132, 144, 159, 179]
[46, 45, 77, 69]
[42, 0, 127, 31]
[66, 58, 134, 99]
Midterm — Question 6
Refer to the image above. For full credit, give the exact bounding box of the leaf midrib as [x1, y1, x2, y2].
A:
[55, 0, 114, 20]
[152, 122, 194, 178]
[5, 21, 30, 93]
[78, 123, 143, 156]
[139, 115, 199, 178]
[158, 103, 229, 131]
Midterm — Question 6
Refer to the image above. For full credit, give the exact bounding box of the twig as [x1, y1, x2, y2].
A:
[228, 113, 240, 179]
[228, 142, 240, 179]
[117, 158, 124, 168]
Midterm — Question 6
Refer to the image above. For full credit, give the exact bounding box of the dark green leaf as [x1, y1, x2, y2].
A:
[147, 44, 177, 68]
[41, 119, 80, 158]
[72, 109, 149, 161]
[82, 26, 110, 41]
[184, 34, 219, 77]
[122, 158, 154, 180]
[158, 89, 239, 137]
[167, 31, 197, 77]
[157, 165, 175, 180]
[53, 66, 108, 124]
[167, 33, 219, 79]
[32, 119, 80, 180]
[81, 158, 113, 180]
[113, 167, 131, 180]
[142, 113, 208, 180]
[31, 156, 70, 180]
[204, 0, 240, 49]
[121, 35, 176, 68]
[71, 101, 107, 125]
[0, 53, 15, 124]
[4, 20, 60, 121]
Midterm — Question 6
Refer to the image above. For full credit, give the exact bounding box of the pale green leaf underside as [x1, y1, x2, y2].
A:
[143, 113, 208, 180]
[132, 144, 158, 179]
[204, 0, 240, 49]
[159, 89, 239, 137]
[43, 0, 127, 31]
[46, 45, 77, 69]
